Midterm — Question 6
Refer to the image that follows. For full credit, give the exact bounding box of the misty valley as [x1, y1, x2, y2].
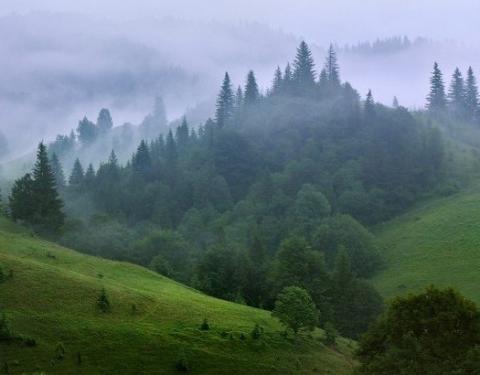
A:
[2, 3, 480, 375]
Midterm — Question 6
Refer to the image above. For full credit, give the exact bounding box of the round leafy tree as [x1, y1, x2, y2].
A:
[357, 286, 480, 374]
[272, 286, 318, 335]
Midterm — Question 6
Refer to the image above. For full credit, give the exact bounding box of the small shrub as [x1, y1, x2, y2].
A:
[323, 322, 337, 346]
[76, 352, 82, 366]
[131, 304, 138, 315]
[200, 318, 209, 331]
[20, 335, 37, 347]
[175, 350, 190, 372]
[240, 333, 246, 341]
[46, 252, 57, 259]
[0, 265, 5, 283]
[55, 342, 66, 360]
[96, 288, 111, 313]
[220, 331, 228, 338]
[0, 313, 12, 341]
[251, 324, 263, 340]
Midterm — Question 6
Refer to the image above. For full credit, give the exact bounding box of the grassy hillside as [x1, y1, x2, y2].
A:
[373, 188, 480, 304]
[0, 218, 355, 375]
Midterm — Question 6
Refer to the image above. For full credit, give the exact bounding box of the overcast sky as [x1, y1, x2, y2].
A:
[1, 0, 479, 46]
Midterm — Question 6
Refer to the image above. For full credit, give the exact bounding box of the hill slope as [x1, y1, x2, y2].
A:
[0, 218, 355, 374]
[373, 189, 480, 304]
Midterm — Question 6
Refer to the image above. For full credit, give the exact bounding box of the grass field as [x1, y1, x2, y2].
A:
[373, 188, 480, 305]
[0, 218, 355, 374]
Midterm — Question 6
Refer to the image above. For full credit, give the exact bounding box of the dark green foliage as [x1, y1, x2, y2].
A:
[272, 286, 318, 334]
[323, 44, 341, 90]
[357, 287, 480, 374]
[132, 140, 152, 178]
[9, 143, 64, 234]
[271, 66, 282, 95]
[175, 350, 190, 372]
[323, 322, 337, 346]
[251, 323, 263, 340]
[200, 318, 210, 331]
[96, 288, 111, 313]
[0, 313, 12, 341]
[427, 62, 447, 113]
[55, 342, 66, 360]
[97, 108, 113, 133]
[465, 66, 479, 122]
[292, 41, 316, 94]
[215, 72, 234, 127]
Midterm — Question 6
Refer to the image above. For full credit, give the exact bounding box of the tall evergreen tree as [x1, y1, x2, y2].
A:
[318, 68, 328, 90]
[132, 140, 152, 177]
[324, 44, 341, 88]
[448, 67, 466, 117]
[283, 63, 293, 94]
[175, 117, 190, 149]
[244, 70, 260, 105]
[50, 153, 66, 189]
[272, 66, 283, 95]
[9, 173, 35, 223]
[69, 158, 85, 186]
[97, 108, 113, 134]
[364, 90, 375, 118]
[426, 62, 447, 113]
[31, 142, 65, 232]
[465, 66, 479, 121]
[292, 41, 316, 92]
[235, 86, 244, 109]
[84, 164, 96, 187]
[215, 72, 234, 127]
[165, 130, 178, 163]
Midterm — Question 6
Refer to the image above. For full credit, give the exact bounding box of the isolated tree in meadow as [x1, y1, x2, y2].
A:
[97, 108, 113, 134]
[69, 158, 85, 186]
[215, 72, 235, 127]
[465, 66, 479, 121]
[448, 67, 466, 117]
[426, 62, 447, 113]
[324, 44, 341, 88]
[292, 41, 316, 92]
[272, 286, 318, 334]
[244, 70, 260, 105]
[357, 287, 480, 374]
[31, 142, 65, 232]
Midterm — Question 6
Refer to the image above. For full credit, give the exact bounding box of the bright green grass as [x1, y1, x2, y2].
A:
[373, 189, 480, 305]
[0, 218, 355, 374]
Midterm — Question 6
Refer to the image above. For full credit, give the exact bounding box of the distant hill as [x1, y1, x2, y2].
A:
[0, 218, 355, 374]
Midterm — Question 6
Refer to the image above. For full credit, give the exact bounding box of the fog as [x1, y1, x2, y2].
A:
[1, 0, 480, 160]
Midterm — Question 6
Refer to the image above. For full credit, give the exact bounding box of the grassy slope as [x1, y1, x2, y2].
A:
[373, 189, 480, 304]
[0, 219, 355, 375]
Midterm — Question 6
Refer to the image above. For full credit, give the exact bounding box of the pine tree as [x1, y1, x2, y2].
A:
[244, 70, 260, 105]
[50, 153, 66, 189]
[31, 142, 65, 232]
[9, 173, 35, 222]
[84, 164, 96, 187]
[465, 66, 479, 121]
[318, 68, 328, 89]
[283, 63, 293, 94]
[132, 140, 152, 176]
[165, 130, 177, 163]
[448, 67, 466, 117]
[324, 44, 341, 88]
[272, 66, 283, 95]
[364, 90, 375, 118]
[175, 117, 190, 149]
[292, 41, 316, 92]
[426, 62, 447, 113]
[235, 86, 244, 109]
[69, 158, 85, 186]
[392, 96, 399, 108]
[215, 72, 234, 127]
[97, 108, 113, 134]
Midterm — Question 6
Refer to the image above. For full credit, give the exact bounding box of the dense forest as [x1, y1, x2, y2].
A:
[5, 41, 480, 341]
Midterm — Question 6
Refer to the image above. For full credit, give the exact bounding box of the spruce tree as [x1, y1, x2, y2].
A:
[97, 108, 113, 134]
[324, 44, 341, 88]
[69, 158, 85, 186]
[465, 66, 479, 121]
[235, 86, 244, 109]
[9, 174, 35, 223]
[50, 153, 66, 189]
[318, 68, 328, 90]
[76, 116, 97, 146]
[215, 72, 234, 127]
[283, 63, 293, 94]
[244, 70, 260, 105]
[426, 62, 447, 113]
[392, 96, 399, 108]
[84, 164, 96, 187]
[292, 41, 316, 92]
[364, 90, 375, 118]
[132, 140, 152, 177]
[448, 67, 466, 117]
[175, 117, 190, 149]
[272, 66, 283, 95]
[31, 142, 65, 233]
[165, 130, 178, 163]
